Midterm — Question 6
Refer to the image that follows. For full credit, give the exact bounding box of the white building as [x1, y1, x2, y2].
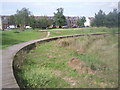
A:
[84, 17, 91, 27]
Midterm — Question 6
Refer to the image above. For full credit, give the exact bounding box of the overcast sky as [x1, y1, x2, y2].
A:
[0, 0, 119, 17]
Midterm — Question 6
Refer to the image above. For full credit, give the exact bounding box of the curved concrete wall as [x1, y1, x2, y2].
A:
[2, 32, 119, 88]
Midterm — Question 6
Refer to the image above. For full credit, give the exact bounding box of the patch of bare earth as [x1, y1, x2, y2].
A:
[67, 58, 95, 74]
[52, 58, 95, 86]
[62, 77, 78, 86]
[52, 70, 78, 86]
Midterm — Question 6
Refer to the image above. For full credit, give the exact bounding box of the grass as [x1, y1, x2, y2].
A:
[14, 34, 118, 88]
[49, 27, 119, 37]
[1, 30, 47, 49]
[1, 27, 119, 49]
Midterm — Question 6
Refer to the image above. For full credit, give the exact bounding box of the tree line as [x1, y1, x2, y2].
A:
[9, 8, 53, 30]
[9, 7, 119, 30]
[9, 7, 87, 30]
[9, 8, 67, 30]
[91, 9, 119, 27]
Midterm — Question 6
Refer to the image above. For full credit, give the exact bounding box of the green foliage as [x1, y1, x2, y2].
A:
[14, 8, 31, 29]
[36, 16, 53, 28]
[29, 16, 53, 29]
[54, 8, 66, 27]
[105, 9, 118, 27]
[10, 8, 54, 29]
[9, 15, 16, 25]
[92, 9, 119, 27]
[29, 16, 36, 29]
[94, 10, 106, 27]
[76, 16, 86, 26]
[17, 67, 68, 88]
[118, 12, 120, 27]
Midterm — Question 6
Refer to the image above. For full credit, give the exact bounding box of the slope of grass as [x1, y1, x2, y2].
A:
[49, 27, 119, 37]
[14, 34, 118, 88]
[2, 30, 47, 49]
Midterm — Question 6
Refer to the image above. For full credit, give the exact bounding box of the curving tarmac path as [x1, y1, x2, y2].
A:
[1, 31, 51, 89]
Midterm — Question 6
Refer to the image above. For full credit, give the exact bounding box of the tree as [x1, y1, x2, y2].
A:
[29, 15, 36, 29]
[118, 12, 120, 27]
[36, 16, 53, 29]
[14, 8, 31, 30]
[54, 8, 66, 28]
[9, 15, 16, 25]
[89, 9, 119, 27]
[94, 10, 106, 27]
[76, 16, 86, 26]
[105, 9, 118, 27]
[91, 18, 96, 27]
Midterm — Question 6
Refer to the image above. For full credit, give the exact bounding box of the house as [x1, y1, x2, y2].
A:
[84, 17, 94, 27]
[84, 17, 91, 27]
[0, 16, 10, 30]
[0, 16, 2, 30]
[66, 16, 80, 26]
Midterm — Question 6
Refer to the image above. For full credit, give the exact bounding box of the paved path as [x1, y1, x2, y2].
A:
[0, 49, 2, 89]
[46, 32, 50, 38]
[2, 38, 48, 88]
[1, 31, 50, 89]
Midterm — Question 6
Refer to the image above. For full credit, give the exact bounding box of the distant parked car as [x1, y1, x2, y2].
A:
[72, 26, 77, 28]
[85, 25, 89, 27]
[52, 26, 57, 29]
[42, 27, 47, 29]
[47, 25, 57, 29]
[62, 26, 69, 29]
[7, 25, 16, 29]
[79, 25, 85, 28]
[26, 26, 32, 29]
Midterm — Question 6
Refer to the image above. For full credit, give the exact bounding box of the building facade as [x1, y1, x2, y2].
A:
[0, 16, 2, 30]
[66, 16, 80, 26]
[0, 16, 10, 30]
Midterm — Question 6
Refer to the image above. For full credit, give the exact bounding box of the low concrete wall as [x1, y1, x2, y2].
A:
[2, 32, 119, 88]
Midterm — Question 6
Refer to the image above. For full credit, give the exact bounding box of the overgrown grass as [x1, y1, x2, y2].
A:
[15, 34, 118, 88]
[49, 27, 119, 37]
[2, 30, 47, 49]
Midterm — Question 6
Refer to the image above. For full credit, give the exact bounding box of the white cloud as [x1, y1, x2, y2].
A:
[108, 2, 118, 8]
[1, 1, 119, 16]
